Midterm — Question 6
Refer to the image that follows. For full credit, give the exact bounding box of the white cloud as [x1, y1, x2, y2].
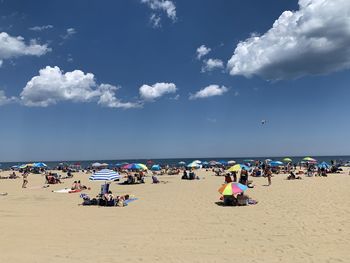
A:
[29, 25, 54, 31]
[139, 82, 177, 100]
[201, 58, 224, 72]
[61, 28, 76, 40]
[142, 0, 176, 27]
[196, 45, 211, 60]
[150, 13, 161, 28]
[98, 84, 142, 109]
[20, 66, 139, 109]
[227, 0, 350, 80]
[189, 85, 228, 100]
[0, 32, 50, 63]
[0, 90, 16, 105]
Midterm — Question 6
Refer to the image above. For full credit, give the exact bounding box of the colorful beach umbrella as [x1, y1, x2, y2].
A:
[282, 158, 292, 163]
[89, 169, 121, 181]
[218, 182, 248, 195]
[122, 163, 148, 170]
[227, 164, 250, 172]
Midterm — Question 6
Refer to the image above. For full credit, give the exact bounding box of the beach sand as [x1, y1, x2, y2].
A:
[0, 168, 349, 263]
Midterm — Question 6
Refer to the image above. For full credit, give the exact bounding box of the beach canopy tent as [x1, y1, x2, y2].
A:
[282, 158, 293, 163]
[218, 182, 248, 195]
[227, 164, 251, 172]
[151, 164, 161, 171]
[269, 161, 284, 167]
[89, 169, 121, 181]
[318, 162, 330, 169]
[122, 163, 148, 170]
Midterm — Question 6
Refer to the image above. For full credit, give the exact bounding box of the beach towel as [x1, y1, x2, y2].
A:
[124, 198, 138, 205]
[52, 188, 82, 194]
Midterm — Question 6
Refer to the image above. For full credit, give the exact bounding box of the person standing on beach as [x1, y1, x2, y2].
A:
[266, 166, 272, 186]
[22, 172, 29, 188]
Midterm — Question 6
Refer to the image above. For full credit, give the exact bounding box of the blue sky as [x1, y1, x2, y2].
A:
[0, 0, 350, 162]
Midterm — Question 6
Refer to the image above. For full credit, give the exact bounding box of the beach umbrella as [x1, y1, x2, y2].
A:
[227, 164, 250, 172]
[92, 162, 102, 167]
[123, 163, 148, 170]
[218, 183, 248, 195]
[202, 161, 209, 165]
[178, 161, 186, 165]
[282, 158, 292, 163]
[265, 159, 272, 162]
[303, 157, 317, 162]
[151, 164, 161, 171]
[193, 160, 202, 164]
[243, 159, 255, 163]
[218, 160, 228, 165]
[89, 169, 121, 181]
[209, 160, 218, 166]
[33, 162, 47, 168]
[187, 162, 200, 168]
[228, 160, 236, 164]
[269, 161, 284, 167]
[318, 162, 330, 169]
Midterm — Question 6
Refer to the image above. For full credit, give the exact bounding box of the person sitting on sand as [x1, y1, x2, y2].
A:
[152, 175, 160, 184]
[224, 173, 232, 184]
[104, 191, 115, 206]
[239, 168, 248, 185]
[9, 172, 18, 179]
[181, 170, 188, 180]
[71, 181, 79, 190]
[287, 171, 302, 180]
[116, 194, 130, 207]
[77, 180, 88, 190]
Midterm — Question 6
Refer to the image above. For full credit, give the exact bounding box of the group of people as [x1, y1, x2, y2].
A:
[181, 169, 199, 180]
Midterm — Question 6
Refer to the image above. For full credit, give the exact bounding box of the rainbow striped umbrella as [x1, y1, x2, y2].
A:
[218, 183, 248, 195]
[122, 163, 148, 170]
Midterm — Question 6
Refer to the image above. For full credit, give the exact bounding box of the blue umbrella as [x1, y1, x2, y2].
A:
[151, 164, 161, 171]
[89, 169, 121, 181]
[33, 162, 47, 168]
[318, 162, 330, 169]
[269, 161, 284, 167]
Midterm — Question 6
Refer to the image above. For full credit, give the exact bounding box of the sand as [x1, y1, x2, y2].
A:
[0, 168, 349, 263]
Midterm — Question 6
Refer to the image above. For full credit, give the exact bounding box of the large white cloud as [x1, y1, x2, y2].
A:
[201, 58, 224, 72]
[0, 90, 16, 106]
[196, 45, 211, 60]
[227, 0, 350, 80]
[20, 66, 139, 109]
[189, 85, 228, 100]
[139, 82, 177, 100]
[0, 32, 50, 64]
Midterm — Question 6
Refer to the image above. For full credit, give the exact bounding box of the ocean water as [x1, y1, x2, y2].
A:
[0, 156, 349, 170]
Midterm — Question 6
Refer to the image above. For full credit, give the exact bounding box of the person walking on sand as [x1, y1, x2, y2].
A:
[266, 166, 272, 186]
[22, 172, 29, 188]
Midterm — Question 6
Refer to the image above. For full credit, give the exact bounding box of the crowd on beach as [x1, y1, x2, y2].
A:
[0, 158, 347, 207]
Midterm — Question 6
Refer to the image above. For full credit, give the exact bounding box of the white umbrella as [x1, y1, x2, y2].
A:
[228, 160, 236, 164]
[92, 162, 102, 167]
[89, 169, 121, 181]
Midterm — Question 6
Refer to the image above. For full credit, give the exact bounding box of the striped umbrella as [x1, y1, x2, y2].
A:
[218, 183, 248, 195]
[89, 169, 121, 181]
